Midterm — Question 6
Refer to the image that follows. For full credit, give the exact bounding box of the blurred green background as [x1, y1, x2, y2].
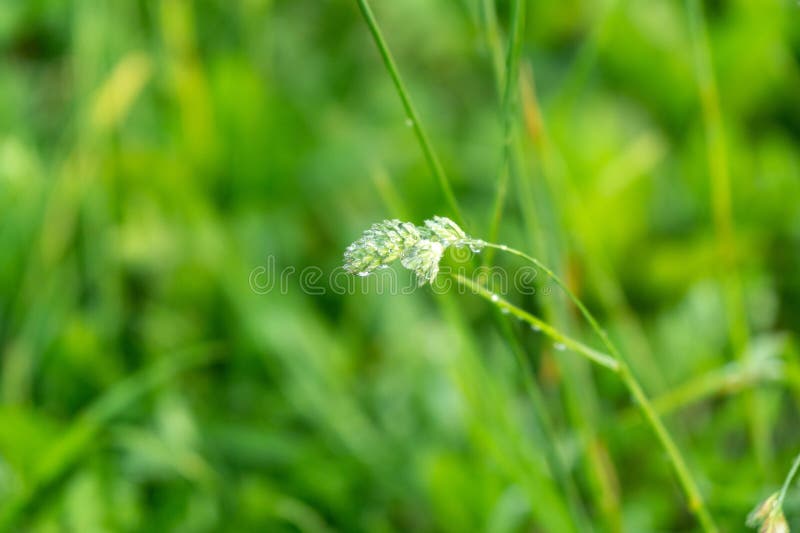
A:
[1, 0, 800, 531]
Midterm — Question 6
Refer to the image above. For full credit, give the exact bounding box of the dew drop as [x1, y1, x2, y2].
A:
[553, 342, 566, 351]
[405, 118, 414, 127]
[500, 307, 510, 314]
[490, 294, 500, 302]
[357, 271, 370, 277]
[530, 324, 541, 332]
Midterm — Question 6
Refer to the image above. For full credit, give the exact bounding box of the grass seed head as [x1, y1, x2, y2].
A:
[344, 216, 482, 285]
[343, 219, 422, 276]
[401, 239, 444, 286]
[422, 215, 467, 245]
[747, 492, 789, 533]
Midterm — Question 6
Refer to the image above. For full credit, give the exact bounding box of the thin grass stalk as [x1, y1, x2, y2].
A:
[777, 451, 800, 508]
[493, 312, 593, 532]
[355, 0, 465, 227]
[498, 130, 627, 526]
[616, 360, 800, 425]
[485, 0, 525, 263]
[475, 4, 622, 527]
[457, 270, 622, 531]
[510, 147, 624, 530]
[516, 55, 675, 502]
[650, 363, 781, 418]
[518, 66, 667, 393]
[550, 0, 620, 122]
[684, 0, 768, 477]
[456, 274, 618, 371]
[478, 0, 504, 92]
[476, 3, 596, 522]
[747, 450, 800, 531]
[436, 294, 579, 531]
[472, 243, 719, 533]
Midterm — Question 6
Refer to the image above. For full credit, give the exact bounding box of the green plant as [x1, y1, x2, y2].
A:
[354, 0, 464, 227]
[344, 216, 719, 532]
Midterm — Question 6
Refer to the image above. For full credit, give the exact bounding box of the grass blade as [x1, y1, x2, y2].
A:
[684, 0, 765, 475]
[355, 0, 465, 227]
[485, 0, 525, 260]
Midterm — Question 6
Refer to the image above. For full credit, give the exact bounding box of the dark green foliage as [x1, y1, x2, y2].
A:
[0, 0, 799, 531]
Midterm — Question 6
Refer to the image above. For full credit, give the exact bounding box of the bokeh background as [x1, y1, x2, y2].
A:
[1, 0, 800, 531]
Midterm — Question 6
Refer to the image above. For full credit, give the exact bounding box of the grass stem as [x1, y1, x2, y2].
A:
[475, 242, 720, 533]
[475, 6, 625, 523]
[684, 0, 765, 476]
[455, 273, 619, 372]
[485, 0, 525, 260]
[355, 0, 465, 227]
[777, 451, 800, 507]
[493, 310, 593, 532]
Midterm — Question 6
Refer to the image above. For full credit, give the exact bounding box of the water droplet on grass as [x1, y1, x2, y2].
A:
[553, 342, 566, 351]
[405, 118, 414, 127]
[530, 324, 541, 332]
[500, 308, 509, 314]
[490, 294, 499, 302]
[468, 240, 485, 253]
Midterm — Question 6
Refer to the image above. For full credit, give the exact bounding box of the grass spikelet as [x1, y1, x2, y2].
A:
[344, 217, 484, 285]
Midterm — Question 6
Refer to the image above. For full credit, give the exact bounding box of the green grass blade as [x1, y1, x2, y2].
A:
[455, 274, 620, 372]
[485, 0, 525, 262]
[684, 0, 766, 476]
[778, 451, 800, 507]
[482, 242, 719, 533]
[355, 0, 465, 227]
[472, 9, 624, 521]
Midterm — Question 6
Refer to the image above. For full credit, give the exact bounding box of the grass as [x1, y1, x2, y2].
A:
[684, 0, 771, 479]
[1, 0, 800, 531]
[485, 0, 525, 254]
[355, 0, 465, 228]
[344, 216, 715, 529]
